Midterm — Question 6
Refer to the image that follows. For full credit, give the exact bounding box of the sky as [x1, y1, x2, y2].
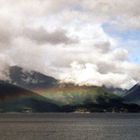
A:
[0, 0, 140, 89]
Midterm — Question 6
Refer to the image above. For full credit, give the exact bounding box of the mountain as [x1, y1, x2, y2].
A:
[8, 66, 58, 90]
[0, 81, 61, 112]
[3, 66, 139, 112]
[37, 83, 122, 106]
[7, 66, 126, 95]
[103, 86, 127, 96]
[37, 83, 140, 112]
[123, 84, 140, 105]
[7, 66, 121, 109]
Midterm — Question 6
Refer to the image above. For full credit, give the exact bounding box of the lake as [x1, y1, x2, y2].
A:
[0, 113, 139, 140]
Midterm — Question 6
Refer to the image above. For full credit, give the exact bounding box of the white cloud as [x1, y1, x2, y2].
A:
[0, 0, 139, 89]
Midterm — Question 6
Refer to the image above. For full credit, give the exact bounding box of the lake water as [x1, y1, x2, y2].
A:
[0, 113, 139, 140]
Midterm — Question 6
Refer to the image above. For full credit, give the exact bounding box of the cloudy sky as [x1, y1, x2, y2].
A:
[0, 0, 140, 89]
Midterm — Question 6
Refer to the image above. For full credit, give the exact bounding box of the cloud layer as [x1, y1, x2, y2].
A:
[0, 0, 140, 89]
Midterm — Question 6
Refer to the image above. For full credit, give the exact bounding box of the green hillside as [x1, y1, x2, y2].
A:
[36, 84, 140, 112]
[37, 84, 121, 106]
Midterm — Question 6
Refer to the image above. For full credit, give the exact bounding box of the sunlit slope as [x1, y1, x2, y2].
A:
[36, 84, 121, 106]
[0, 81, 61, 112]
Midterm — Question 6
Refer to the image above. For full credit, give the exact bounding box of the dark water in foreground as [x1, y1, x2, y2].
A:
[0, 113, 139, 140]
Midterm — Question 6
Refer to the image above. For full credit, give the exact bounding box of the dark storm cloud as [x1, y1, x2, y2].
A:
[0, 21, 13, 48]
[23, 27, 78, 45]
[94, 41, 111, 53]
[0, 29, 11, 44]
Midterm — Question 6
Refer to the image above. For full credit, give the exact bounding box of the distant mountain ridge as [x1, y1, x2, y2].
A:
[8, 66, 58, 90]
[103, 86, 127, 96]
[124, 83, 140, 105]
[8, 66, 127, 95]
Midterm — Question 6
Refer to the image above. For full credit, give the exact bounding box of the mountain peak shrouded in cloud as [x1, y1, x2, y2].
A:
[0, 0, 139, 89]
[8, 66, 58, 89]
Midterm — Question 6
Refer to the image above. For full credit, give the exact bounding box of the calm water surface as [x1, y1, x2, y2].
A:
[0, 113, 139, 140]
